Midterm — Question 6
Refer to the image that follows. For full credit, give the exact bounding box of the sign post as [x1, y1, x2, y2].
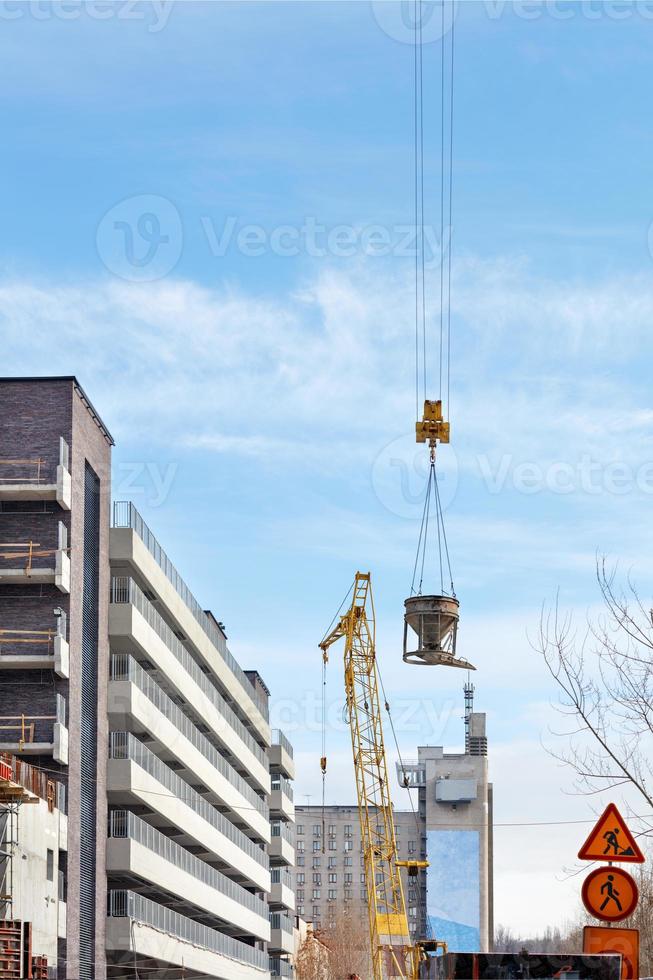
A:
[578, 804, 644, 980]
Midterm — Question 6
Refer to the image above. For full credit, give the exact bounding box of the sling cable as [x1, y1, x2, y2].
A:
[404, 0, 475, 674]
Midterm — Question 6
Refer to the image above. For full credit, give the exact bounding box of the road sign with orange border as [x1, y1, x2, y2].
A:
[578, 803, 645, 863]
[581, 866, 639, 923]
[584, 926, 639, 980]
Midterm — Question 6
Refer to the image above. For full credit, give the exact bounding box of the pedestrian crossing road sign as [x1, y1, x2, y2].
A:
[584, 926, 640, 980]
[581, 866, 639, 923]
[578, 803, 645, 863]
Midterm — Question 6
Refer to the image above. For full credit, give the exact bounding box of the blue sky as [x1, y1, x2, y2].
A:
[3, 0, 653, 933]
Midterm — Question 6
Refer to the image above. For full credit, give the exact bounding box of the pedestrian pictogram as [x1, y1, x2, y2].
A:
[578, 803, 645, 863]
[581, 866, 639, 923]
[584, 926, 640, 980]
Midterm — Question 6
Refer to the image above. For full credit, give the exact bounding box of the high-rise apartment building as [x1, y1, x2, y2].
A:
[0, 376, 296, 980]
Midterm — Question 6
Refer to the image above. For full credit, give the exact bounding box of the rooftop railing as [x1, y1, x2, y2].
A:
[272, 730, 294, 759]
[108, 889, 268, 972]
[108, 810, 268, 920]
[109, 653, 268, 819]
[109, 581, 266, 769]
[108, 732, 269, 872]
[112, 501, 269, 721]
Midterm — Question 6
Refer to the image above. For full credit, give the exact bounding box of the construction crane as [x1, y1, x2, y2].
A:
[320, 572, 441, 980]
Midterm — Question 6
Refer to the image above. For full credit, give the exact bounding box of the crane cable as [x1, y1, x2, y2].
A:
[412, 0, 456, 596]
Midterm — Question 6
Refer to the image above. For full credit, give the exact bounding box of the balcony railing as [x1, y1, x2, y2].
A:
[0, 753, 59, 811]
[112, 501, 269, 720]
[108, 890, 268, 971]
[109, 810, 268, 920]
[272, 730, 294, 759]
[109, 582, 266, 768]
[270, 956, 294, 978]
[271, 868, 294, 889]
[109, 652, 268, 819]
[271, 774, 294, 801]
[271, 822, 294, 845]
[108, 733, 268, 871]
[270, 912, 294, 934]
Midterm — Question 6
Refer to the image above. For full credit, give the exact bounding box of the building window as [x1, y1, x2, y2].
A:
[312, 857, 321, 869]
[409, 907, 417, 918]
[328, 889, 337, 900]
[408, 841, 416, 854]
[298, 905, 305, 916]
[345, 824, 353, 837]
[297, 824, 304, 836]
[312, 905, 320, 918]
[360, 873, 366, 884]
[297, 840, 305, 853]
[344, 888, 352, 900]
[297, 890, 305, 902]
[328, 873, 337, 883]
[297, 873, 305, 885]
[344, 840, 353, 852]
[328, 857, 337, 869]
[313, 873, 322, 885]
[312, 840, 321, 852]
[328, 839, 337, 851]
[46, 849, 54, 882]
[297, 856, 305, 867]
[345, 873, 352, 884]
[395, 824, 400, 835]
[344, 856, 352, 867]
[312, 889, 321, 900]
[313, 824, 321, 837]
[328, 824, 336, 835]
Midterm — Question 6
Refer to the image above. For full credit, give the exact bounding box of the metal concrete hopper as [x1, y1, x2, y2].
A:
[403, 594, 475, 670]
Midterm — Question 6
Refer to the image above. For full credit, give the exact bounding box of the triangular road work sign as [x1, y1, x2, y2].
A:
[578, 803, 645, 863]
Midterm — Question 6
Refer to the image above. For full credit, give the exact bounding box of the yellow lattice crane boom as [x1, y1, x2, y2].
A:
[320, 572, 438, 980]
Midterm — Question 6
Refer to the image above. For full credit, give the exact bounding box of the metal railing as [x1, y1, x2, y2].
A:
[112, 501, 269, 720]
[272, 730, 294, 759]
[271, 822, 294, 845]
[270, 956, 294, 978]
[109, 651, 268, 819]
[109, 810, 268, 920]
[271, 774, 294, 801]
[0, 753, 59, 810]
[271, 868, 294, 889]
[109, 583, 266, 769]
[108, 733, 269, 871]
[270, 912, 294, 934]
[108, 890, 268, 971]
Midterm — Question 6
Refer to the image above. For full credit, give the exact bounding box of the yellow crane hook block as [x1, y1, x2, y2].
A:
[415, 400, 450, 450]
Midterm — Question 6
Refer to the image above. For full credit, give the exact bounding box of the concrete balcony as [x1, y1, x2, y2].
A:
[0, 442, 71, 511]
[107, 733, 270, 893]
[270, 730, 295, 780]
[270, 956, 295, 979]
[108, 811, 270, 941]
[270, 869, 296, 913]
[269, 823, 294, 867]
[108, 656, 270, 842]
[269, 913, 295, 955]
[0, 630, 69, 678]
[111, 503, 270, 741]
[109, 586, 270, 793]
[270, 776, 294, 822]
[107, 890, 269, 980]
[0, 545, 70, 592]
[0, 697, 68, 764]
